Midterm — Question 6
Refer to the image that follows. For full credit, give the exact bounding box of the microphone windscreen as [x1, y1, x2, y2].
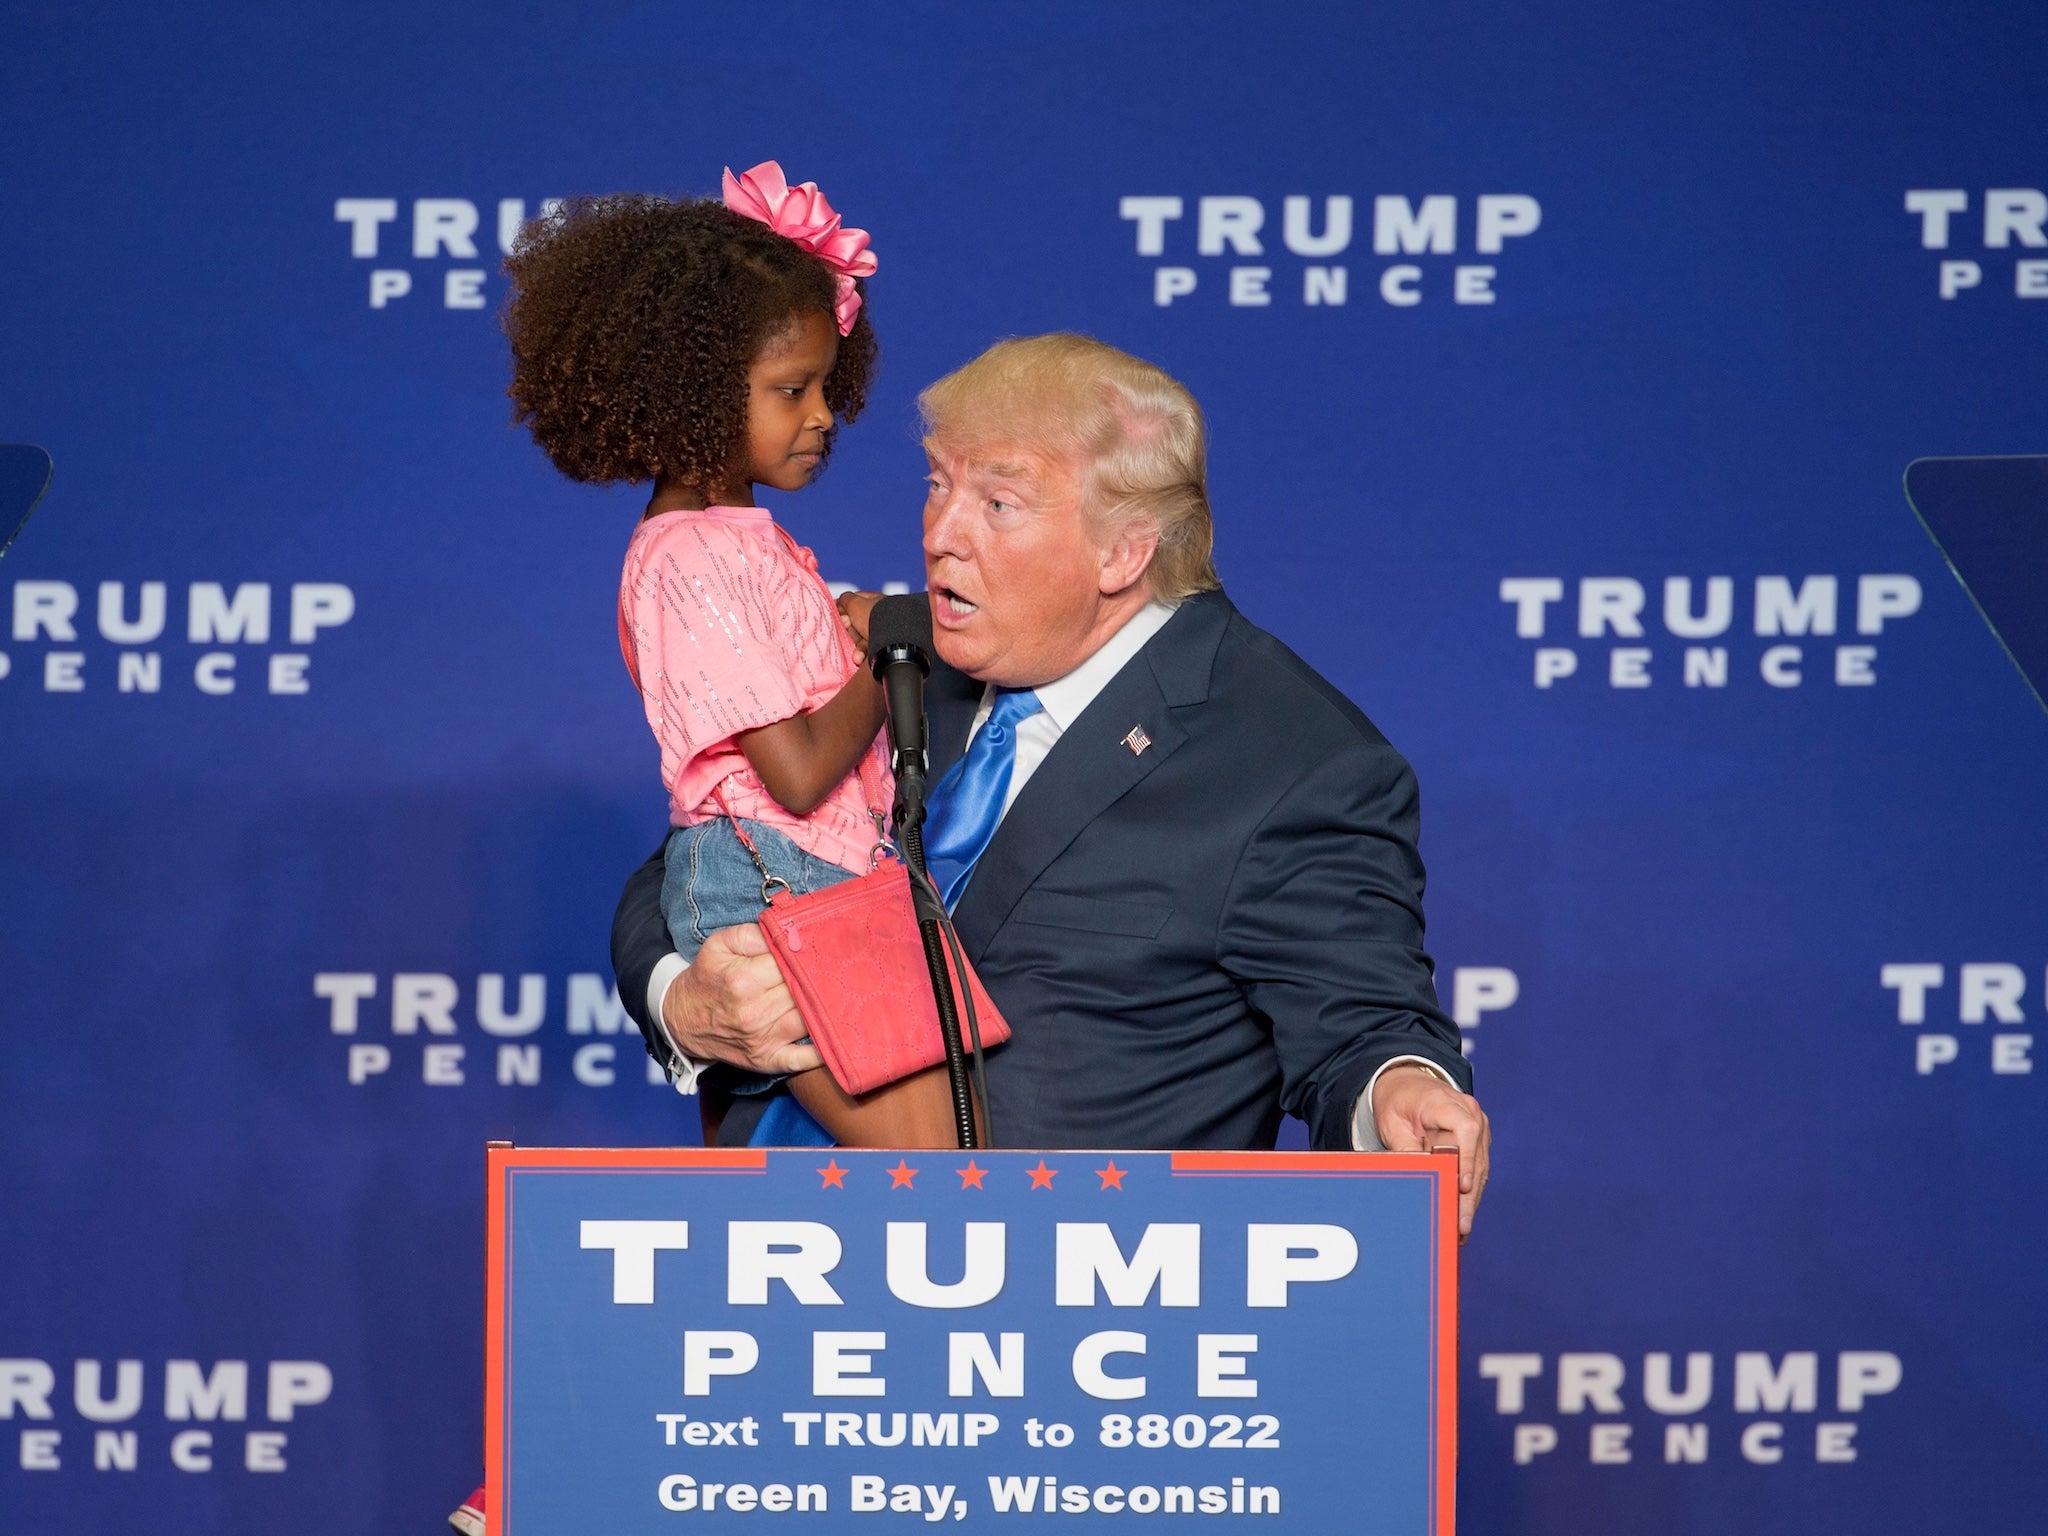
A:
[867, 592, 934, 661]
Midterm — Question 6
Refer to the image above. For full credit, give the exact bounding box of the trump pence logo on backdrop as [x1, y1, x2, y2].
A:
[1118, 192, 1543, 311]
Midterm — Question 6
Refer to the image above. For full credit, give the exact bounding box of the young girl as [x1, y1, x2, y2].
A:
[500, 163, 953, 1152]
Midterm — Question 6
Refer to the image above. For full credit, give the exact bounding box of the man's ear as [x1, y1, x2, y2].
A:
[1097, 520, 1161, 598]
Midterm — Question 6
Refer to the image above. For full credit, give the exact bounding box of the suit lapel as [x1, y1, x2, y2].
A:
[949, 596, 1232, 962]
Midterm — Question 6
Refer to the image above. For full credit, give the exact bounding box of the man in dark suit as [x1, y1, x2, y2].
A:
[611, 334, 1491, 1234]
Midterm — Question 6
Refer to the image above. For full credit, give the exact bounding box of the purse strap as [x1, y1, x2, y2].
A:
[711, 752, 895, 909]
[712, 785, 793, 907]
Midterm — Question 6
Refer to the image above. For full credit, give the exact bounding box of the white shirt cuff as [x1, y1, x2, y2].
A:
[646, 953, 707, 1095]
[1349, 1055, 1457, 1151]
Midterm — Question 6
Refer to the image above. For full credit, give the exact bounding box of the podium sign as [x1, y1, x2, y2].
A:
[485, 1147, 1457, 1533]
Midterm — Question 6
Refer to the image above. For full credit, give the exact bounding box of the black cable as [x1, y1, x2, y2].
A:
[906, 854, 996, 1147]
[899, 815, 979, 1149]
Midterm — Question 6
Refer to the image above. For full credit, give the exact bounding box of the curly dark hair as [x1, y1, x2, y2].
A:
[501, 193, 877, 488]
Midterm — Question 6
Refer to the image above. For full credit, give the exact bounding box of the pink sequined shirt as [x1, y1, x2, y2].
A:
[617, 506, 890, 876]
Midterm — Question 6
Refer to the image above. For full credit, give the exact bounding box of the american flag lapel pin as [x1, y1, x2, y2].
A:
[1122, 724, 1152, 756]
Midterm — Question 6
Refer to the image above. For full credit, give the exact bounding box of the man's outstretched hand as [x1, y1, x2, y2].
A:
[662, 923, 821, 1076]
[1374, 1065, 1492, 1241]
[663, 931, 1494, 1220]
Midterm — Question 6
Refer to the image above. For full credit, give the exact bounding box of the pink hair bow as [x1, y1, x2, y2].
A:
[722, 160, 878, 335]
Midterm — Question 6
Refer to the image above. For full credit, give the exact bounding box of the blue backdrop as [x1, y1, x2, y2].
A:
[3, 2, 2044, 1531]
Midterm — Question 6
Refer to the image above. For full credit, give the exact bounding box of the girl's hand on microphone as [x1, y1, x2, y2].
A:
[836, 590, 882, 651]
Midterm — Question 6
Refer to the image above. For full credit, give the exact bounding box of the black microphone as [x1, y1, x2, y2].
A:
[867, 591, 983, 1150]
[868, 593, 933, 785]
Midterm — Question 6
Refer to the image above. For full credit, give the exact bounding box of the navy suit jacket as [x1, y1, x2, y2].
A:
[611, 589, 1470, 1150]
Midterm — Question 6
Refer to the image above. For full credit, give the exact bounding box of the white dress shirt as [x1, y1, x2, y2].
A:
[652, 598, 1456, 1146]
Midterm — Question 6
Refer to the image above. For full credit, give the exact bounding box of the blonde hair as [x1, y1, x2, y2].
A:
[918, 334, 1220, 600]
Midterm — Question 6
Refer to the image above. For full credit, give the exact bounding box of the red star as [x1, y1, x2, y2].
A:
[888, 1160, 919, 1189]
[1026, 1159, 1058, 1190]
[957, 1160, 988, 1190]
[817, 1159, 847, 1189]
[1096, 1161, 1126, 1190]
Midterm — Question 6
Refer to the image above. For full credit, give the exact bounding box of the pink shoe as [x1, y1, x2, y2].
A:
[448, 1484, 485, 1536]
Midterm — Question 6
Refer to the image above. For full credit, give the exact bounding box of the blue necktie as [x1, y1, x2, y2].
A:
[922, 689, 1044, 910]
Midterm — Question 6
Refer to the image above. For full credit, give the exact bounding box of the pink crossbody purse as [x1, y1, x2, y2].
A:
[714, 767, 1011, 1097]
